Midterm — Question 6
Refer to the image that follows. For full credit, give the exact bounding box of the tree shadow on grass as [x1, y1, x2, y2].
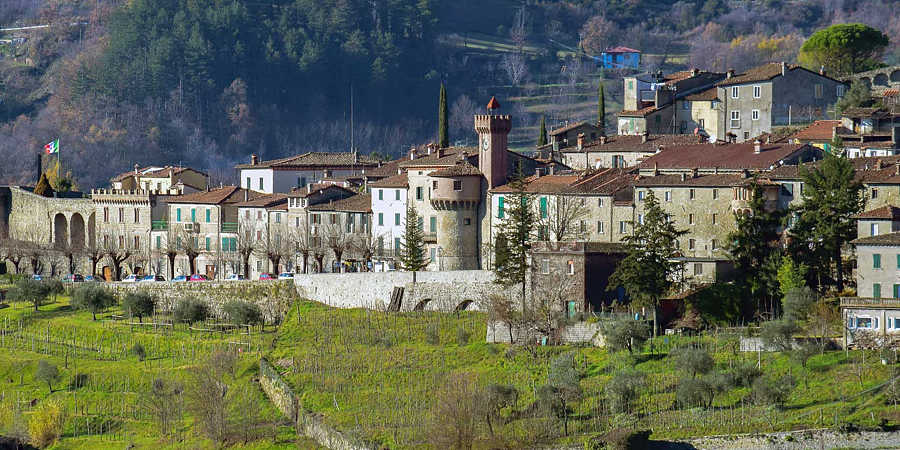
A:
[648, 441, 698, 450]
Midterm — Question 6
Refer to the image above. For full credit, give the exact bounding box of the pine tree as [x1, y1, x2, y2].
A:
[438, 82, 449, 148]
[789, 153, 865, 291]
[400, 204, 428, 272]
[597, 82, 606, 132]
[493, 173, 536, 311]
[727, 182, 785, 318]
[34, 173, 54, 197]
[537, 115, 548, 147]
[608, 191, 686, 337]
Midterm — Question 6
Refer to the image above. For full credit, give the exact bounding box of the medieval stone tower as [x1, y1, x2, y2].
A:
[474, 97, 511, 189]
[429, 159, 482, 270]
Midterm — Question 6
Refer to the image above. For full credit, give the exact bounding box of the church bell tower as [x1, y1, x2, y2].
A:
[474, 96, 511, 189]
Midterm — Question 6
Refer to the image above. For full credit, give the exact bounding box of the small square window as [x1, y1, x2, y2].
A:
[872, 188, 878, 199]
[689, 238, 695, 249]
[688, 214, 694, 225]
[711, 239, 718, 250]
[751, 109, 759, 121]
[753, 85, 761, 98]
[453, 180, 462, 191]
[693, 263, 703, 276]
[731, 86, 739, 99]
[541, 259, 550, 275]
[464, 218, 471, 226]
[712, 189, 718, 200]
[712, 213, 717, 224]
[567, 260, 575, 275]
[664, 191, 672, 201]
[689, 189, 695, 200]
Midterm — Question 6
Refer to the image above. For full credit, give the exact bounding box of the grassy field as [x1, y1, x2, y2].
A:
[0, 292, 313, 449]
[270, 301, 900, 448]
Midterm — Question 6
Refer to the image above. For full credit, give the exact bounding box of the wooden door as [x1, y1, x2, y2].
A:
[205, 265, 216, 280]
[102, 266, 113, 282]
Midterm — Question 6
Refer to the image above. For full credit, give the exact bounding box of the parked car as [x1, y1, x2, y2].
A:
[140, 275, 166, 282]
[31, 274, 43, 281]
[83, 275, 100, 282]
[63, 274, 84, 283]
[258, 273, 275, 281]
[278, 272, 294, 279]
[122, 274, 140, 283]
[172, 275, 188, 282]
[225, 273, 246, 281]
[189, 274, 210, 281]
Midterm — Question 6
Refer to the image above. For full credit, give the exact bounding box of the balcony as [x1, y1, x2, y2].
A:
[151, 220, 168, 231]
[221, 222, 238, 233]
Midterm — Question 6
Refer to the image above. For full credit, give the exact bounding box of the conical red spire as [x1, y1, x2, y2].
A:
[486, 96, 501, 111]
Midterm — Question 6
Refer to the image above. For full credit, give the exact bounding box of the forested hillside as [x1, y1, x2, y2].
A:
[0, 0, 897, 189]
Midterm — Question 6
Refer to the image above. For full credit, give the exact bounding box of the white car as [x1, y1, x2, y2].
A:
[278, 272, 294, 280]
[122, 274, 140, 283]
[225, 273, 246, 281]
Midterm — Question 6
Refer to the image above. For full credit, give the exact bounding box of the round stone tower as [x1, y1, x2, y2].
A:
[429, 159, 482, 270]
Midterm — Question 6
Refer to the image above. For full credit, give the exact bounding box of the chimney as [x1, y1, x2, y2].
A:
[437, 147, 446, 158]
[753, 140, 762, 154]
[549, 164, 555, 175]
[656, 145, 663, 153]
[781, 61, 787, 77]
[691, 68, 700, 77]
[714, 166, 719, 174]
[895, 162, 900, 176]
[409, 146, 418, 160]
[250, 154, 258, 166]
[535, 167, 544, 177]
[307, 184, 312, 194]
[134, 164, 139, 176]
[680, 172, 686, 181]
[819, 65, 826, 76]
[876, 159, 884, 170]
[599, 135, 607, 145]
[641, 131, 649, 143]
[653, 162, 659, 176]
[742, 168, 750, 179]
[244, 189, 248, 202]
[726, 69, 735, 79]
[577, 133, 585, 150]
[691, 167, 698, 178]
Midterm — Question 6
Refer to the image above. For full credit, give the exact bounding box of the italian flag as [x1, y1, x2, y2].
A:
[44, 139, 59, 154]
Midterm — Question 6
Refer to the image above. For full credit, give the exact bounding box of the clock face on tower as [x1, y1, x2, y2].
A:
[481, 134, 490, 151]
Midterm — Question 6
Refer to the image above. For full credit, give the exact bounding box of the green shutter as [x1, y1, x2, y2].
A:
[378, 213, 384, 226]
[540, 197, 548, 218]
[206, 209, 211, 222]
[378, 189, 383, 200]
[176, 208, 181, 222]
[430, 216, 436, 233]
[874, 283, 881, 298]
[205, 237, 210, 250]
[894, 284, 900, 298]
[498, 197, 505, 218]
[156, 236, 161, 249]
[896, 254, 900, 268]
[874, 253, 882, 269]
[222, 237, 227, 251]
[191, 208, 196, 222]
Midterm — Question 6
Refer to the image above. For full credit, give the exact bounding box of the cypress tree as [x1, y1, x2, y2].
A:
[400, 204, 428, 272]
[438, 82, 449, 148]
[537, 115, 548, 147]
[34, 173, 54, 197]
[597, 82, 606, 132]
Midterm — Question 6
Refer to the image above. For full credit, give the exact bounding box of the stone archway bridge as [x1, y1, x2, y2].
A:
[843, 65, 900, 94]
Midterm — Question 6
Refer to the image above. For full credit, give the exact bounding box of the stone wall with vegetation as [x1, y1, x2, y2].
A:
[105, 280, 297, 323]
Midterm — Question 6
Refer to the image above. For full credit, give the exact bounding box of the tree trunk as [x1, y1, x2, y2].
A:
[167, 254, 176, 279]
[835, 246, 844, 292]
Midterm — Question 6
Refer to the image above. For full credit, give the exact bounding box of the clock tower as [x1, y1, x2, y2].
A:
[474, 96, 511, 189]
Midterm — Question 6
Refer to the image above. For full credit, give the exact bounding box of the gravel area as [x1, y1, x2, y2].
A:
[678, 429, 900, 449]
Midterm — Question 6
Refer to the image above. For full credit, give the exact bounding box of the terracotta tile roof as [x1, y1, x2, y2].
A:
[398, 147, 476, 168]
[111, 166, 205, 182]
[430, 161, 482, 177]
[851, 231, 900, 246]
[684, 87, 719, 101]
[562, 134, 703, 153]
[663, 70, 695, 85]
[633, 173, 746, 187]
[716, 62, 793, 86]
[234, 193, 288, 208]
[637, 142, 812, 171]
[490, 168, 633, 196]
[788, 120, 844, 141]
[235, 152, 379, 169]
[487, 96, 501, 110]
[857, 205, 900, 220]
[549, 121, 597, 136]
[491, 174, 581, 194]
[604, 46, 640, 53]
[364, 157, 405, 178]
[287, 184, 355, 199]
[884, 89, 899, 97]
[842, 106, 900, 119]
[167, 186, 263, 205]
[369, 172, 408, 188]
[307, 193, 371, 213]
[618, 105, 661, 117]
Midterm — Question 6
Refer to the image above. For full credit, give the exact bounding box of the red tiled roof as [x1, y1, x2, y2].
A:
[851, 231, 900, 246]
[235, 152, 379, 169]
[684, 87, 719, 101]
[857, 205, 900, 220]
[234, 193, 288, 208]
[491, 168, 633, 196]
[398, 147, 476, 168]
[604, 46, 640, 53]
[549, 121, 598, 136]
[788, 120, 845, 141]
[884, 89, 899, 97]
[307, 193, 372, 213]
[717, 62, 844, 87]
[633, 173, 747, 187]
[287, 184, 355, 199]
[111, 166, 205, 183]
[364, 157, 405, 178]
[487, 96, 501, 110]
[618, 105, 661, 117]
[370, 172, 408, 188]
[167, 186, 263, 205]
[563, 134, 704, 153]
[637, 142, 812, 171]
[430, 161, 482, 177]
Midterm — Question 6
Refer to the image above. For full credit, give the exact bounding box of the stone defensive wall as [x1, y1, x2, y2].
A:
[292, 270, 510, 312]
[104, 280, 298, 323]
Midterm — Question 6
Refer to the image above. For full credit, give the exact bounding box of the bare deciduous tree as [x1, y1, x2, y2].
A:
[324, 224, 352, 272]
[100, 230, 132, 281]
[509, 5, 529, 52]
[236, 219, 257, 278]
[530, 271, 578, 342]
[540, 195, 591, 242]
[502, 53, 528, 87]
[429, 372, 482, 450]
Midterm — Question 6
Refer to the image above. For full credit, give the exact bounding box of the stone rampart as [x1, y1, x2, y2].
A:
[292, 270, 512, 312]
[104, 280, 297, 323]
[486, 320, 605, 346]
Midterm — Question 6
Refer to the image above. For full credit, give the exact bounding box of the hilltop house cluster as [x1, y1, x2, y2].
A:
[1, 62, 899, 342]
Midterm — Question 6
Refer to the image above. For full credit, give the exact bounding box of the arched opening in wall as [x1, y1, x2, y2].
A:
[891, 70, 900, 82]
[88, 213, 96, 248]
[70, 213, 85, 249]
[455, 300, 474, 311]
[53, 213, 68, 249]
[861, 78, 872, 89]
[874, 74, 889, 86]
[413, 299, 431, 311]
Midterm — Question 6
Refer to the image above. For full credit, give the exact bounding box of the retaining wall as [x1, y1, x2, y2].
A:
[292, 270, 512, 312]
[104, 280, 297, 323]
[486, 320, 605, 346]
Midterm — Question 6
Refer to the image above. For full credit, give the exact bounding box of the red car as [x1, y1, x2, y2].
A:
[189, 274, 210, 281]
[258, 273, 275, 281]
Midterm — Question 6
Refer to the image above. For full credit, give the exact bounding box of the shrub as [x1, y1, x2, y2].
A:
[35, 360, 59, 393]
[676, 377, 713, 409]
[671, 347, 714, 378]
[752, 375, 794, 407]
[456, 326, 471, 345]
[28, 399, 67, 448]
[132, 343, 146, 361]
[71, 284, 117, 320]
[7, 278, 50, 311]
[222, 300, 262, 326]
[174, 297, 209, 324]
[122, 291, 155, 322]
[760, 319, 799, 352]
[483, 384, 518, 435]
[601, 428, 652, 450]
[606, 370, 645, 414]
[540, 352, 583, 435]
[782, 287, 816, 322]
[601, 319, 650, 354]
[726, 363, 762, 388]
[425, 322, 440, 345]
